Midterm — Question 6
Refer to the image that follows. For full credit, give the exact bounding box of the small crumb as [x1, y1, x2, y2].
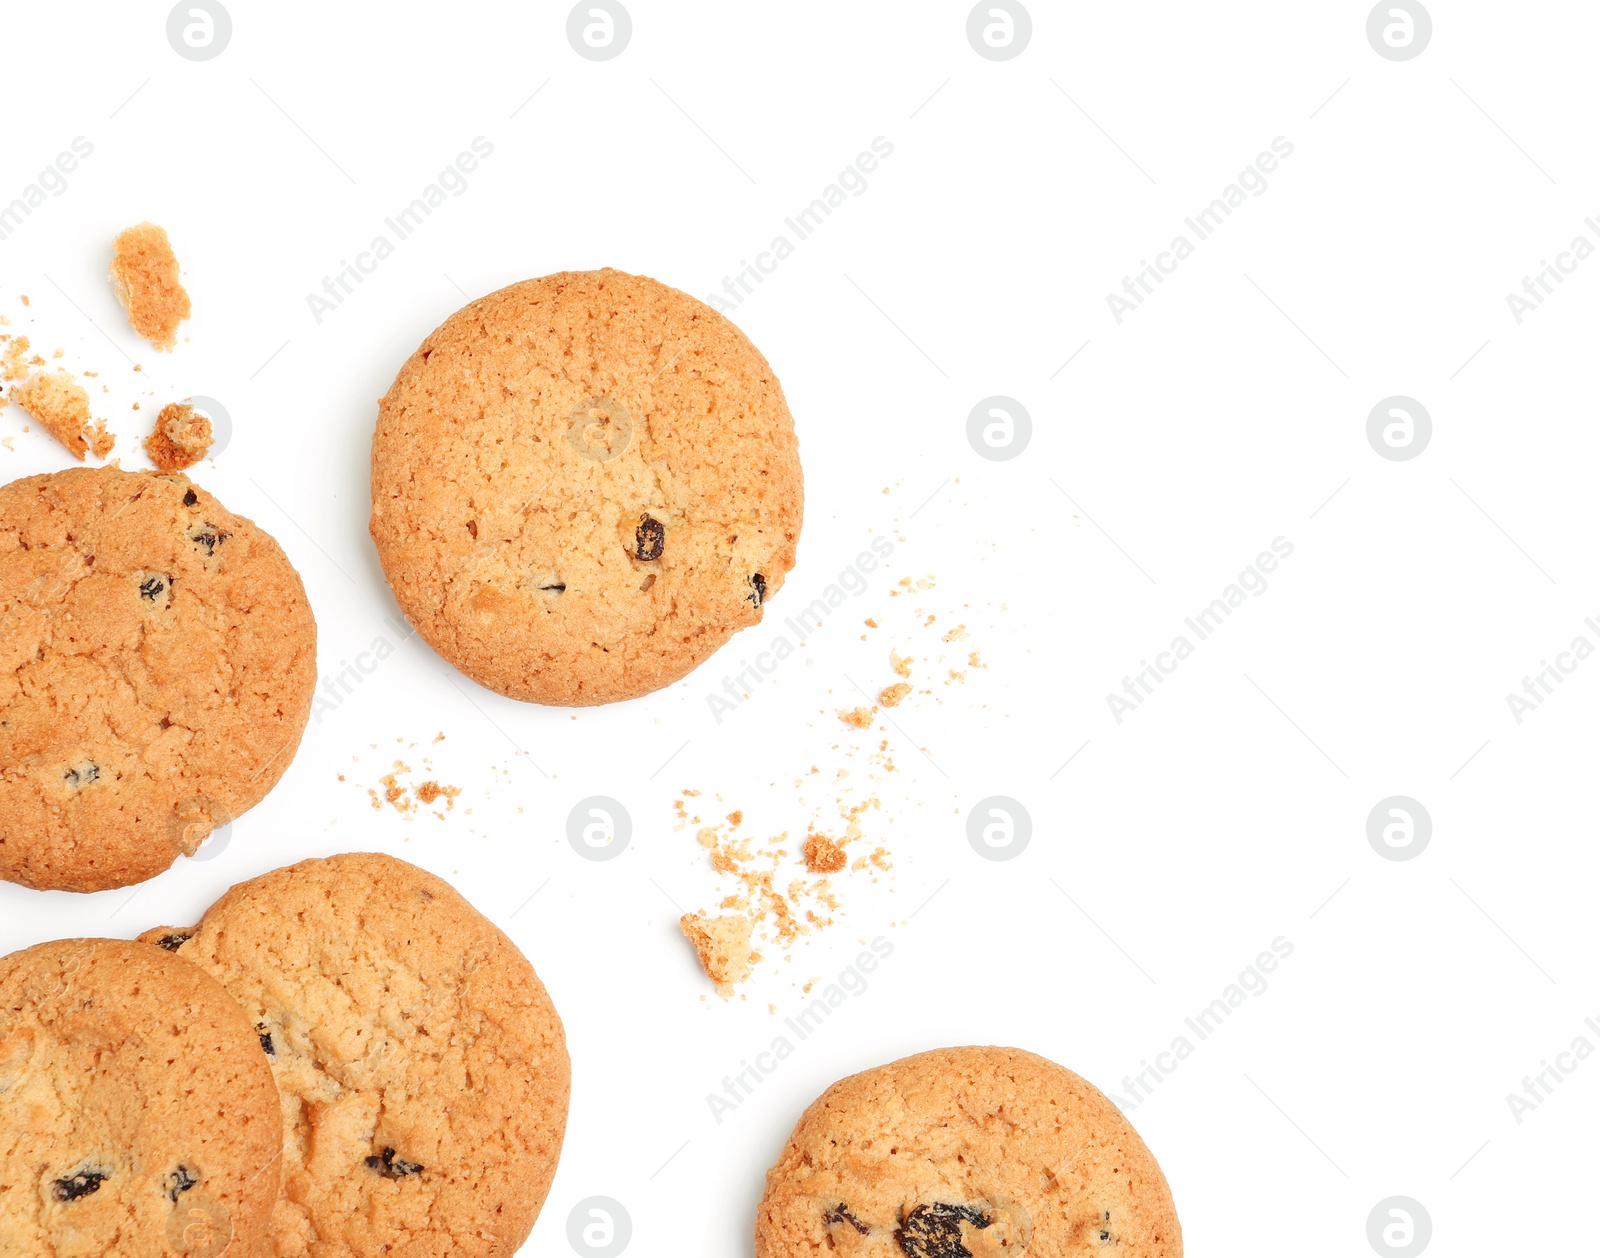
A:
[109, 223, 191, 351]
[878, 682, 912, 707]
[144, 401, 213, 471]
[18, 295, 28, 307]
[943, 624, 968, 642]
[864, 618, 878, 628]
[726, 810, 743, 827]
[680, 913, 754, 997]
[803, 833, 847, 874]
[838, 706, 876, 729]
[890, 651, 912, 678]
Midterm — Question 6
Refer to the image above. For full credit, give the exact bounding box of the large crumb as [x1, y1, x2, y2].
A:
[838, 706, 876, 728]
[109, 222, 191, 350]
[878, 682, 912, 707]
[802, 833, 847, 873]
[144, 401, 213, 471]
[680, 913, 754, 997]
[12, 370, 112, 460]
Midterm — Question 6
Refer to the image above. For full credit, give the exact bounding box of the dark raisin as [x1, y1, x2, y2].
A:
[155, 934, 190, 952]
[139, 576, 168, 601]
[52, 1168, 109, 1202]
[538, 582, 566, 593]
[257, 1024, 275, 1055]
[182, 489, 198, 507]
[364, 1147, 423, 1179]
[824, 1203, 870, 1234]
[188, 524, 231, 556]
[635, 514, 665, 562]
[895, 1203, 991, 1258]
[748, 572, 766, 607]
[466, 521, 478, 539]
[63, 762, 100, 789]
[165, 1166, 198, 1202]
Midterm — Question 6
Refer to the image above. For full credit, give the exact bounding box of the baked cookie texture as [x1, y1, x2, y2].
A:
[0, 467, 317, 892]
[110, 222, 191, 351]
[756, 1046, 1182, 1258]
[139, 853, 571, 1258]
[0, 937, 282, 1258]
[369, 268, 804, 705]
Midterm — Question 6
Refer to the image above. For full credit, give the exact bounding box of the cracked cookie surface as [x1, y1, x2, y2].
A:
[139, 853, 571, 1258]
[369, 268, 803, 705]
[0, 467, 317, 891]
[0, 937, 282, 1258]
[755, 1046, 1182, 1258]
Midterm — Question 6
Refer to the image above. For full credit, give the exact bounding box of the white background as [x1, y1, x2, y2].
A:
[1, 2, 1594, 1254]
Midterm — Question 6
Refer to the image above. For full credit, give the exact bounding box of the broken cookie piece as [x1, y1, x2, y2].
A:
[144, 401, 213, 471]
[680, 911, 754, 997]
[11, 370, 112, 460]
[878, 682, 912, 708]
[803, 833, 847, 874]
[109, 222, 191, 351]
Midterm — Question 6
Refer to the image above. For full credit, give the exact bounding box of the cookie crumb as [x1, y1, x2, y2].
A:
[838, 706, 875, 728]
[12, 371, 112, 460]
[890, 651, 912, 678]
[109, 222, 191, 351]
[803, 833, 847, 874]
[680, 913, 754, 997]
[878, 682, 912, 708]
[144, 401, 213, 471]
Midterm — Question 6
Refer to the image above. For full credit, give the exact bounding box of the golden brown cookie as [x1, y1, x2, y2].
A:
[0, 937, 283, 1258]
[369, 268, 803, 705]
[0, 467, 317, 892]
[756, 1046, 1182, 1257]
[140, 853, 571, 1258]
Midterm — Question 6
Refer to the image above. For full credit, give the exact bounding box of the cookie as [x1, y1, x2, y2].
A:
[369, 268, 803, 705]
[0, 937, 282, 1258]
[139, 853, 571, 1258]
[0, 466, 317, 892]
[755, 1046, 1182, 1257]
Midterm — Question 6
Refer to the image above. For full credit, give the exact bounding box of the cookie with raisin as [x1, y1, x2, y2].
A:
[0, 466, 317, 892]
[756, 1046, 1182, 1257]
[0, 938, 282, 1258]
[139, 853, 571, 1258]
[369, 268, 804, 705]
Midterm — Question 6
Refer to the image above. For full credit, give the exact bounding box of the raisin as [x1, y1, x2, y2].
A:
[182, 489, 198, 507]
[895, 1203, 991, 1258]
[538, 581, 566, 593]
[63, 762, 100, 789]
[165, 1166, 198, 1202]
[257, 1024, 274, 1055]
[365, 1147, 423, 1179]
[635, 514, 665, 562]
[139, 575, 168, 601]
[824, 1204, 870, 1235]
[188, 524, 231, 556]
[155, 933, 190, 952]
[53, 1168, 108, 1202]
[748, 573, 766, 607]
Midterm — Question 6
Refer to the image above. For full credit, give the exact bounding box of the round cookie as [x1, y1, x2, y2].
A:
[139, 853, 571, 1258]
[369, 268, 803, 705]
[755, 1046, 1182, 1257]
[0, 937, 283, 1258]
[0, 466, 317, 892]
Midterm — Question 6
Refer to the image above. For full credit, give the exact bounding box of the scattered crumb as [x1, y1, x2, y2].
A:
[726, 810, 743, 827]
[890, 651, 912, 679]
[680, 913, 754, 998]
[838, 706, 875, 728]
[144, 400, 213, 471]
[943, 624, 968, 642]
[864, 618, 878, 628]
[878, 682, 912, 707]
[18, 295, 28, 307]
[2, 335, 33, 383]
[109, 222, 191, 351]
[12, 371, 112, 460]
[803, 833, 847, 873]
